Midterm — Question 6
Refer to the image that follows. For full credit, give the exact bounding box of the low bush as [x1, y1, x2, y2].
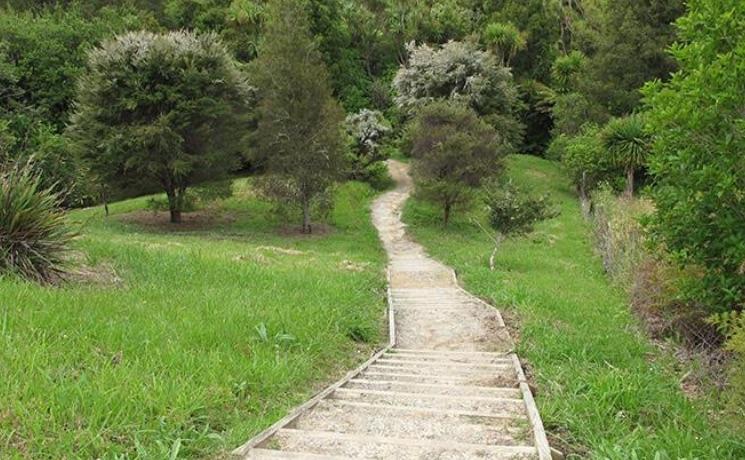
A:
[485, 180, 556, 237]
[0, 161, 75, 282]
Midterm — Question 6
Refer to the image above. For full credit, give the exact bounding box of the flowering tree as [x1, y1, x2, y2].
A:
[393, 40, 522, 147]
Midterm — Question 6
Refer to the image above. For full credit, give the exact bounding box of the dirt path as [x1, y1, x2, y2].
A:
[234, 160, 552, 459]
[371, 161, 512, 352]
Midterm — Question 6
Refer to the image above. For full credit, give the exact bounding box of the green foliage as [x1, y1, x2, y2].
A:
[560, 124, 619, 195]
[551, 50, 586, 94]
[602, 115, 651, 170]
[404, 101, 507, 225]
[643, 0, 745, 313]
[483, 21, 526, 66]
[484, 180, 556, 237]
[0, 161, 74, 283]
[0, 5, 148, 129]
[251, 0, 346, 233]
[479, 0, 561, 83]
[69, 30, 253, 224]
[551, 91, 608, 137]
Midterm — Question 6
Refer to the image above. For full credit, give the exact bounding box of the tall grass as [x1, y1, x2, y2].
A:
[0, 180, 387, 458]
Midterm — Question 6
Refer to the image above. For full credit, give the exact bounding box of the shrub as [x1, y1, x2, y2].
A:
[481, 180, 557, 270]
[0, 161, 74, 283]
[561, 124, 620, 200]
[485, 181, 556, 238]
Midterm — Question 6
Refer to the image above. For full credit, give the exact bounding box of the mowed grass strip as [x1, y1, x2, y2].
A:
[403, 154, 745, 459]
[0, 180, 387, 458]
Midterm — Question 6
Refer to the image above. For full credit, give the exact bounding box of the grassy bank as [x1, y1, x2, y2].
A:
[0, 180, 387, 458]
[403, 154, 745, 459]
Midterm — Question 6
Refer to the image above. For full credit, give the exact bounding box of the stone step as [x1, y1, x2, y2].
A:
[345, 378, 521, 398]
[331, 388, 525, 414]
[291, 399, 532, 445]
[268, 428, 540, 459]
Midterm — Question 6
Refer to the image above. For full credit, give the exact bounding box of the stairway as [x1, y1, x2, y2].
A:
[233, 161, 552, 459]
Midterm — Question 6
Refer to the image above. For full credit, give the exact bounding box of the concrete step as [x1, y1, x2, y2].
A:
[345, 378, 521, 398]
[268, 428, 540, 459]
[360, 370, 518, 387]
[375, 358, 513, 370]
[244, 448, 346, 459]
[367, 363, 514, 377]
[384, 351, 511, 364]
[331, 388, 525, 414]
[291, 399, 532, 445]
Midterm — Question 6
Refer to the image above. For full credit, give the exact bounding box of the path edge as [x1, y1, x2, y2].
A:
[448, 268, 552, 460]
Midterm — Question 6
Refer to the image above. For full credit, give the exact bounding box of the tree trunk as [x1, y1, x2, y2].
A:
[579, 171, 591, 218]
[625, 167, 635, 198]
[302, 198, 312, 234]
[489, 234, 505, 271]
[166, 188, 182, 224]
[443, 202, 451, 227]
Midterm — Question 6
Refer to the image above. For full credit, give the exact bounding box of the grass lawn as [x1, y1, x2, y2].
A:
[403, 154, 745, 459]
[0, 180, 388, 458]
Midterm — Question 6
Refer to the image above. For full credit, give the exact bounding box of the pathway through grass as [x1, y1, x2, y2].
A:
[403, 155, 745, 459]
[0, 180, 387, 458]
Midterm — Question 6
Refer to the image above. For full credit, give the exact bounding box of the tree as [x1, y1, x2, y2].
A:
[643, 0, 745, 312]
[251, 0, 346, 234]
[568, 0, 685, 117]
[403, 101, 508, 225]
[601, 114, 651, 197]
[393, 40, 522, 148]
[483, 22, 526, 67]
[69, 30, 253, 223]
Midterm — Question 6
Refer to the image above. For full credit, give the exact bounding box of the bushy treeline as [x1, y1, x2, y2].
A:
[547, 0, 744, 415]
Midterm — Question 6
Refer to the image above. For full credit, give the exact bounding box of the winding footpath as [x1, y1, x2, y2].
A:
[234, 161, 552, 459]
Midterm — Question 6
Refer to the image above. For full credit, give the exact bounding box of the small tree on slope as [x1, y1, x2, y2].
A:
[69, 30, 253, 223]
[250, 0, 346, 234]
[404, 100, 508, 226]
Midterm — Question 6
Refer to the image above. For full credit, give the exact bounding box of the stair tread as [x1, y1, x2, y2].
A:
[270, 428, 540, 459]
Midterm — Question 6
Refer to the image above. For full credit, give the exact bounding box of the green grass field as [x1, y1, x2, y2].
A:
[403, 155, 745, 459]
[0, 180, 387, 458]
